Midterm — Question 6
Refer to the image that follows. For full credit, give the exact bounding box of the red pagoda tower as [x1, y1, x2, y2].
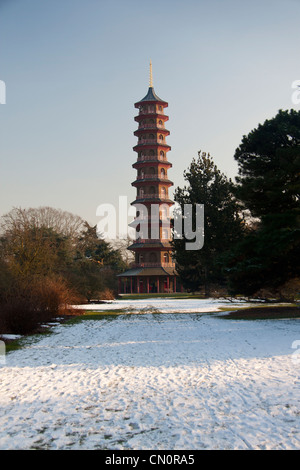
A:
[118, 62, 179, 294]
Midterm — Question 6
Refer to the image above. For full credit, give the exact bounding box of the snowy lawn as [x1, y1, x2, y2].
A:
[0, 298, 299, 450]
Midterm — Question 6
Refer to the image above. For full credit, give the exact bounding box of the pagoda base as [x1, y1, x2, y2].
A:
[117, 266, 182, 294]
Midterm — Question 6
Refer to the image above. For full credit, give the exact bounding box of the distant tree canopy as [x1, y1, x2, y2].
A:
[0, 207, 128, 306]
[1, 206, 86, 241]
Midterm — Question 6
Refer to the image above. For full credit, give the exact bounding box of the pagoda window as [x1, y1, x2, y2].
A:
[160, 150, 165, 160]
[149, 149, 155, 157]
[163, 253, 169, 263]
[160, 168, 166, 178]
[160, 206, 168, 219]
[162, 229, 169, 239]
[161, 187, 167, 197]
[149, 252, 157, 263]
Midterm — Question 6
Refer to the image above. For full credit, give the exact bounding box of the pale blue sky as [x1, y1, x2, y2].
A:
[0, 0, 299, 226]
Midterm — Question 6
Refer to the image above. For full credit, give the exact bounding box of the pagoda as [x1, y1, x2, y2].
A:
[118, 63, 180, 294]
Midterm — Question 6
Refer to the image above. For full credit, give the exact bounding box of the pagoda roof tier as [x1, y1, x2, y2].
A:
[131, 196, 174, 205]
[128, 240, 173, 251]
[133, 143, 171, 152]
[134, 128, 170, 137]
[134, 87, 168, 108]
[117, 266, 177, 277]
[131, 178, 173, 187]
[132, 159, 172, 169]
[134, 113, 169, 123]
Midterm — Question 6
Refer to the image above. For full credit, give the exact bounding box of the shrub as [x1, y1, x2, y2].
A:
[98, 288, 115, 301]
[0, 275, 81, 335]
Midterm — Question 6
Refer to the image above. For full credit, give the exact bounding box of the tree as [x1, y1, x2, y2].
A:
[0, 207, 76, 280]
[0, 208, 128, 333]
[1, 206, 85, 241]
[227, 109, 300, 297]
[172, 151, 244, 295]
[76, 222, 127, 272]
[70, 223, 128, 300]
[234, 109, 300, 219]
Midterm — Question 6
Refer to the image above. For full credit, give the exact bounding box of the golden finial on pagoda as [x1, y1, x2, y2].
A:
[149, 60, 153, 87]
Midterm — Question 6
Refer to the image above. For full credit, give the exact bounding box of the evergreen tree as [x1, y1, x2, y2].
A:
[234, 109, 300, 219]
[70, 223, 128, 300]
[227, 110, 300, 297]
[172, 151, 243, 295]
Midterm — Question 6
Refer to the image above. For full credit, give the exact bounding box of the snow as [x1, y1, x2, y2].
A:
[0, 298, 299, 450]
[0, 334, 21, 340]
[75, 297, 249, 312]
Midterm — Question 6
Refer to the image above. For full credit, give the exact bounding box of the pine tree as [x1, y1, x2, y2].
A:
[172, 151, 243, 295]
[228, 109, 300, 297]
[234, 109, 300, 219]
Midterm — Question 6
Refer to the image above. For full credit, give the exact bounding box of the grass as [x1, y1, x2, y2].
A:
[67, 306, 166, 322]
[1, 326, 55, 353]
[218, 304, 300, 320]
[67, 310, 129, 322]
[67, 301, 300, 323]
[2, 301, 300, 356]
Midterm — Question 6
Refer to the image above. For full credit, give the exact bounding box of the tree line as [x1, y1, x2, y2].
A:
[0, 207, 128, 334]
[172, 109, 300, 300]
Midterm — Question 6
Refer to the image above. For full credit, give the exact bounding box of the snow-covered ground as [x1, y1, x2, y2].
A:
[0, 298, 299, 450]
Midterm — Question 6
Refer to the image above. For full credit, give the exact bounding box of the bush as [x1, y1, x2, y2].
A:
[0, 276, 81, 335]
[98, 288, 115, 301]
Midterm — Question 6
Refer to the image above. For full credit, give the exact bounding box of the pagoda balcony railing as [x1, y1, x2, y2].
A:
[138, 123, 165, 130]
[139, 108, 164, 115]
[137, 139, 166, 145]
[136, 155, 168, 162]
[132, 215, 170, 222]
[131, 262, 175, 268]
[136, 174, 169, 180]
[134, 238, 171, 244]
[135, 193, 169, 200]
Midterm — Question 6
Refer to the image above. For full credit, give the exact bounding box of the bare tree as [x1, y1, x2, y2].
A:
[109, 236, 134, 265]
[0, 206, 86, 240]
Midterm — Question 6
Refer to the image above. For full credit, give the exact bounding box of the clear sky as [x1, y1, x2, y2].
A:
[0, 0, 299, 228]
